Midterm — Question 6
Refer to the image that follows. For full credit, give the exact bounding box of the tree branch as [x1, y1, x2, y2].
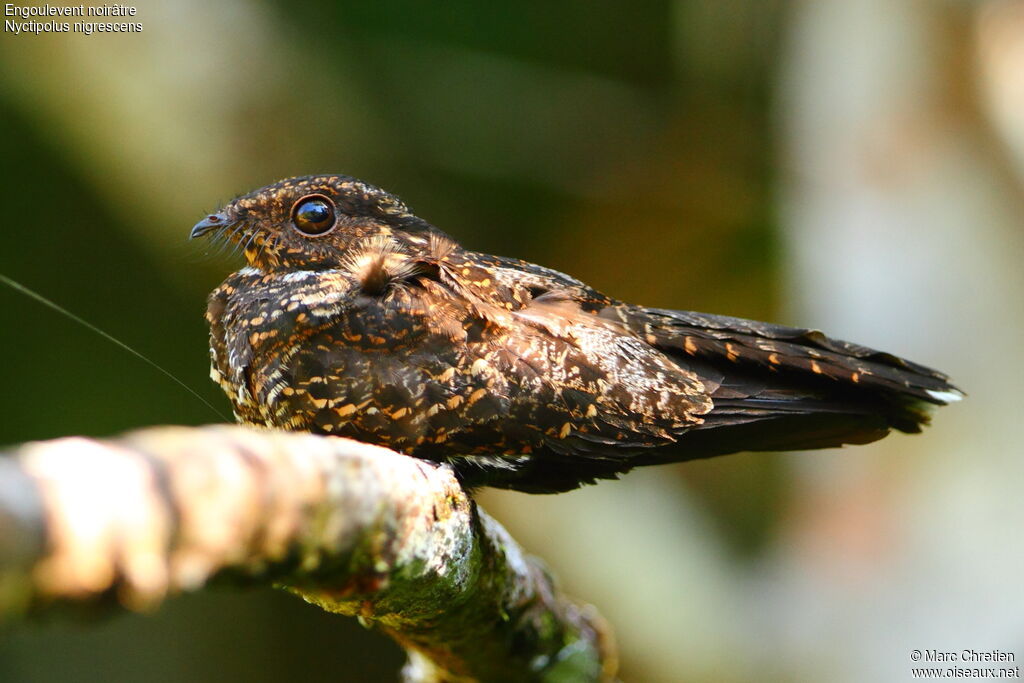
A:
[0, 425, 617, 682]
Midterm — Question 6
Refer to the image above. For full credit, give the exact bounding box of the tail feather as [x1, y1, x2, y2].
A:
[615, 306, 963, 459]
[633, 307, 961, 403]
[635, 411, 891, 466]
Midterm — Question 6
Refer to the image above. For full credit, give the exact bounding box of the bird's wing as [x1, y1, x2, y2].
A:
[441, 292, 712, 492]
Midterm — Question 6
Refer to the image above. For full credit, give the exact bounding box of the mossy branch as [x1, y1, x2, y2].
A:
[0, 425, 617, 682]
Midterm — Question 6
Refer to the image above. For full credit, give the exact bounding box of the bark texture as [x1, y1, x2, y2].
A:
[0, 425, 617, 682]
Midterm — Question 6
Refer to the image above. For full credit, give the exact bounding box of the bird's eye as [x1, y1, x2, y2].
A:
[291, 195, 337, 236]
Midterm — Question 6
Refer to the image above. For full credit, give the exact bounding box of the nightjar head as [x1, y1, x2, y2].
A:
[190, 174, 436, 269]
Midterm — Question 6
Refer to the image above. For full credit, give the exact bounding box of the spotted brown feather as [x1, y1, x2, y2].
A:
[194, 174, 963, 493]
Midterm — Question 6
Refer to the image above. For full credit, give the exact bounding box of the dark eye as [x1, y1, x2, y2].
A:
[291, 195, 336, 236]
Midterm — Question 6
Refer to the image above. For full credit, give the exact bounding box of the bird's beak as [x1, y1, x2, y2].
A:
[190, 212, 229, 239]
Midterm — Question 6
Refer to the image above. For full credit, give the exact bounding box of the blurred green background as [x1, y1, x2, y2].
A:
[1, 1, 1022, 681]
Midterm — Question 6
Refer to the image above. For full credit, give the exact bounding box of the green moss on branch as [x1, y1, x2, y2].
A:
[0, 425, 616, 681]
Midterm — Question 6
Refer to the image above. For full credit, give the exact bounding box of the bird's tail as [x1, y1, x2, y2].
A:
[618, 306, 963, 462]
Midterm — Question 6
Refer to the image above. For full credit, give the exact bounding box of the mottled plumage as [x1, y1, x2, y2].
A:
[192, 174, 962, 493]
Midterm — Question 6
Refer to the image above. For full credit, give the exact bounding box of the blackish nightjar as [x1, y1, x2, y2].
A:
[192, 175, 963, 493]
